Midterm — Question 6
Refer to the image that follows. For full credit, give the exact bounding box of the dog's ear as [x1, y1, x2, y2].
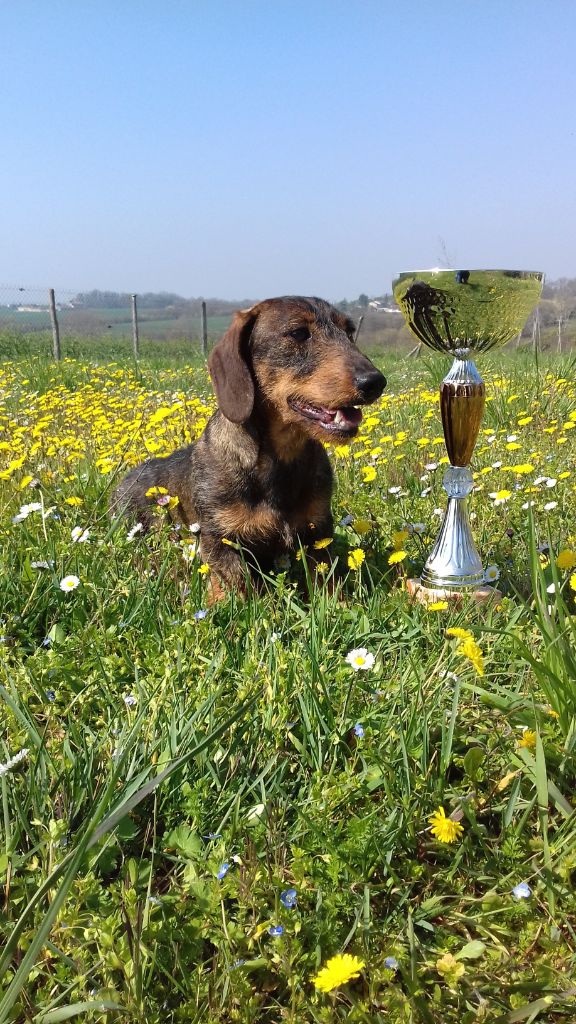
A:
[208, 307, 257, 423]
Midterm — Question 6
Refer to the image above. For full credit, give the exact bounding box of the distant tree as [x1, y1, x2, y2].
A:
[358, 294, 369, 309]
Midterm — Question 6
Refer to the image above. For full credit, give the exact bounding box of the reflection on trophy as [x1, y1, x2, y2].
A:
[392, 269, 544, 601]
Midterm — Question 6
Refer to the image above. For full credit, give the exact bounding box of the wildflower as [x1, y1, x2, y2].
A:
[0, 748, 29, 776]
[64, 496, 83, 506]
[484, 564, 500, 582]
[546, 583, 557, 594]
[353, 518, 373, 535]
[361, 465, 376, 483]
[345, 648, 375, 671]
[512, 882, 532, 899]
[490, 489, 512, 505]
[347, 548, 365, 570]
[127, 522, 143, 540]
[315, 561, 329, 574]
[391, 528, 409, 548]
[312, 953, 365, 993]
[217, 862, 230, 880]
[384, 956, 399, 971]
[428, 601, 449, 611]
[45, 689, 56, 702]
[518, 729, 537, 750]
[457, 636, 484, 676]
[446, 627, 472, 640]
[570, 572, 576, 592]
[123, 694, 137, 707]
[388, 550, 407, 565]
[190, 521, 201, 533]
[435, 952, 465, 984]
[268, 925, 284, 937]
[198, 563, 210, 575]
[353, 723, 365, 738]
[388, 485, 402, 495]
[145, 486, 168, 497]
[71, 526, 90, 543]
[193, 608, 209, 620]
[59, 575, 80, 592]
[544, 501, 557, 511]
[339, 513, 354, 527]
[280, 887, 297, 909]
[428, 806, 464, 844]
[556, 549, 576, 571]
[313, 537, 333, 549]
[408, 522, 426, 535]
[31, 560, 54, 569]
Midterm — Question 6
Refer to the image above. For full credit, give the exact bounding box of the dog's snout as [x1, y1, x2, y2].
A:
[355, 368, 386, 403]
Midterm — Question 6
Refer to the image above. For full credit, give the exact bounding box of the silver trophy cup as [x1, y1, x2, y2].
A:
[392, 269, 544, 592]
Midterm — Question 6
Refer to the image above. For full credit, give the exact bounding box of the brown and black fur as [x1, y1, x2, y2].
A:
[111, 296, 386, 599]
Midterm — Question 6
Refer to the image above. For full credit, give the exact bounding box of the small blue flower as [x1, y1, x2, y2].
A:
[45, 689, 56, 702]
[353, 722, 365, 738]
[124, 694, 137, 707]
[230, 958, 246, 970]
[268, 924, 284, 937]
[202, 832, 222, 841]
[286, 721, 298, 730]
[42, 636, 52, 648]
[280, 887, 297, 909]
[217, 862, 230, 880]
[384, 956, 399, 971]
[512, 881, 532, 900]
[194, 608, 209, 620]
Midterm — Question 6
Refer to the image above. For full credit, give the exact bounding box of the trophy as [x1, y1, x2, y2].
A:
[392, 269, 544, 600]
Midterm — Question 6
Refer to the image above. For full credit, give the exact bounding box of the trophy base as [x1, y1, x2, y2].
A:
[407, 578, 502, 607]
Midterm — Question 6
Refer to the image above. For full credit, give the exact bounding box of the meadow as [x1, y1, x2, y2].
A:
[0, 341, 575, 1023]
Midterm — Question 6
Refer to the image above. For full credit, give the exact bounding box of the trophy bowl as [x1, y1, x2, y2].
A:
[392, 269, 544, 596]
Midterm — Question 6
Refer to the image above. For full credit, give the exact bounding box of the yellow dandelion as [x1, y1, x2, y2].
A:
[315, 561, 329, 574]
[198, 563, 210, 575]
[311, 953, 365, 993]
[445, 627, 472, 640]
[570, 572, 576, 592]
[361, 465, 376, 483]
[518, 729, 537, 750]
[428, 806, 464, 844]
[556, 549, 576, 571]
[353, 518, 373, 535]
[347, 548, 365, 570]
[388, 549, 407, 565]
[428, 600, 449, 611]
[313, 537, 333, 550]
[457, 637, 484, 676]
[64, 496, 83, 506]
[145, 486, 168, 497]
[391, 528, 409, 549]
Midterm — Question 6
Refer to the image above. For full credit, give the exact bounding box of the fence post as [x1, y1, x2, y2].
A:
[48, 288, 61, 361]
[131, 294, 140, 360]
[201, 301, 208, 356]
[353, 315, 364, 344]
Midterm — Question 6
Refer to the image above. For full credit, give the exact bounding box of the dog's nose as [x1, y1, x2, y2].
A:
[355, 368, 386, 402]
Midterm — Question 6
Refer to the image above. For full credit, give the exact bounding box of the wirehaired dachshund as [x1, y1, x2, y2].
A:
[112, 296, 386, 600]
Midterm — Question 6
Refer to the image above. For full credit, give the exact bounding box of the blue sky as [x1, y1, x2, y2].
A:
[2, 0, 576, 300]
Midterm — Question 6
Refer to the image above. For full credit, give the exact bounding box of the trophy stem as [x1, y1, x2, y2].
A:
[421, 355, 486, 590]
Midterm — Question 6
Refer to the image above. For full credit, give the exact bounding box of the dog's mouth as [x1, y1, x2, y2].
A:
[288, 398, 363, 436]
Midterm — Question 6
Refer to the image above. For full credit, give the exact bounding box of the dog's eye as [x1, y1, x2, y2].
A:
[288, 327, 311, 342]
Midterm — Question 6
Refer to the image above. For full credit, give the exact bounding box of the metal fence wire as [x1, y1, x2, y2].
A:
[0, 284, 214, 359]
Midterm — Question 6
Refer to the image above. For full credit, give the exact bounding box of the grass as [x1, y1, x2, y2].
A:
[0, 347, 575, 1022]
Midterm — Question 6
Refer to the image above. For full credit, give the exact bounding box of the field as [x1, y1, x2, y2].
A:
[0, 342, 576, 1023]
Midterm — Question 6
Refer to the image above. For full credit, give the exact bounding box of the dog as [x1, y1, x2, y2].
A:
[112, 296, 386, 600]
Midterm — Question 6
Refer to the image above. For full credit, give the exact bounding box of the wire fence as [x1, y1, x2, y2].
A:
[0, 285, 227, 360]
[1, 283, 573, 361]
